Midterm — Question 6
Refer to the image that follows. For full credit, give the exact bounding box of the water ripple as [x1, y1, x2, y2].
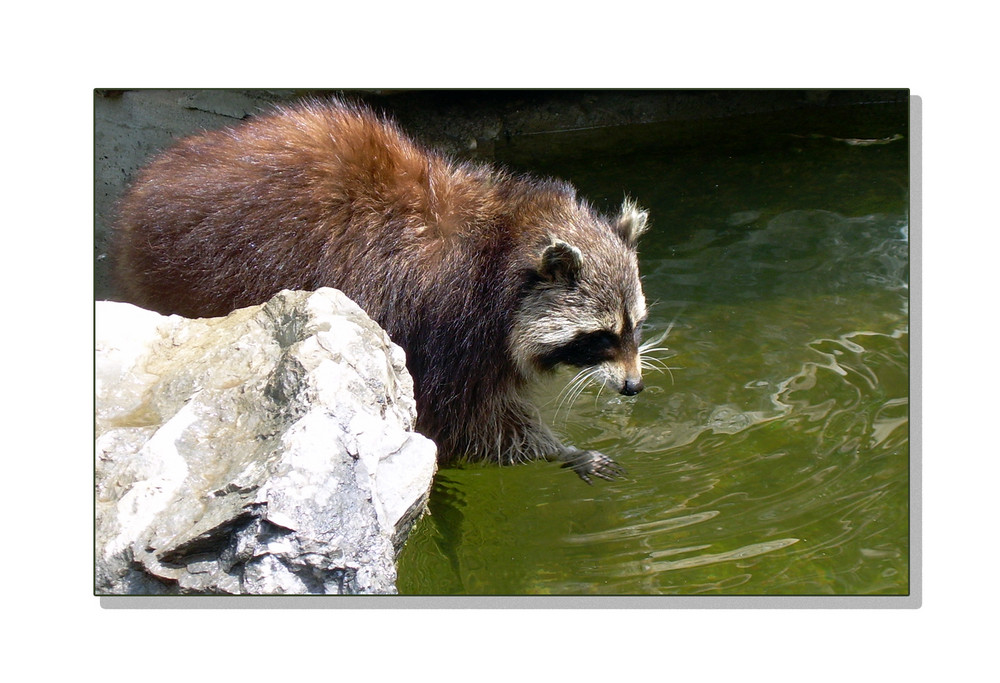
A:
[565, 510, 720, 545]
[649, 538, 801, 572]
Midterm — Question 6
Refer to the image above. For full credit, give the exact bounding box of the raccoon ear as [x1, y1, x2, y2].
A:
[615, 198, 649, 246]
[537, 240, 583, 285]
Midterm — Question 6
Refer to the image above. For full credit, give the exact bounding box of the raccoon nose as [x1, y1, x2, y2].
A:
[621, 377, 644, 396]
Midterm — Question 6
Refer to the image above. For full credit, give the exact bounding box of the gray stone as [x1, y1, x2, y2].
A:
[95, 288, 437, 595]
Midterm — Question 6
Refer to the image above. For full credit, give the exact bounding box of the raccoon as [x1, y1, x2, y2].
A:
[112, 98, 650, 483]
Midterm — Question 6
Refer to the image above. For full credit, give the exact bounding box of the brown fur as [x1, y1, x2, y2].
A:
[112, 98, 648, 480]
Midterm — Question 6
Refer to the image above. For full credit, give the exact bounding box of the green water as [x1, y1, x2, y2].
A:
[397, 105, 910, 596]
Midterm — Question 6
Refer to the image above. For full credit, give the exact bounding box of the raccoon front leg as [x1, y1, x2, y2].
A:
[551, 446, 626, 485]
[520, 413, 625, 484]
[494, 400, 625, 483]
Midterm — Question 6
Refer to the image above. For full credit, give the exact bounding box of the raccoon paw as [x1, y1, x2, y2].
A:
[561, 449, 626, 485]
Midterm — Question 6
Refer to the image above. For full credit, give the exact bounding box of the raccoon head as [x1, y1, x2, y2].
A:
[511, 201, 649, 396]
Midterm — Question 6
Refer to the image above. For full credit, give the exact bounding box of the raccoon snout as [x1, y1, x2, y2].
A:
[621, 376, 644, 396]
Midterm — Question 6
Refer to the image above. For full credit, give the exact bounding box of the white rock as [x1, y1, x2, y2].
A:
[95, 288, 437, 595]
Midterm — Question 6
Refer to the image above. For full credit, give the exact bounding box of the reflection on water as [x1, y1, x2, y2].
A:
[397, 105, 910, 596]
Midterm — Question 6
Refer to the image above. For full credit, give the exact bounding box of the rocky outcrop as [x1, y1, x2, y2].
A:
[95, 288, 437, 595]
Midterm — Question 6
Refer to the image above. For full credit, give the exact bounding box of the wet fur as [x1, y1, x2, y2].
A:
[113, 98, 649, 480]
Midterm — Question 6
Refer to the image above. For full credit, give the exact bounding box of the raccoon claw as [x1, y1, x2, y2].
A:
[561, 449, 625, 484]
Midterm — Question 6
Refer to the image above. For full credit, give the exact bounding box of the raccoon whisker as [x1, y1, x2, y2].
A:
[640, 361, 669, 375]
[593, 381, 606, 409]
[640, 338, 673, 352]
[639, 309, 684, 353]
[568, 368, 599, 410]
[639, 339, 667, 353]
[639, 327, 674, 354]
[555, 366, 593, 409]
[552, 376, 579, 416]
[555, 367, 597, 423]
[639, 351, 675, 371]
[639, 354, 674, 368]
[558, 367, 600, 424]
[641, 359, 677, 384]
[639, 354, 671, 370]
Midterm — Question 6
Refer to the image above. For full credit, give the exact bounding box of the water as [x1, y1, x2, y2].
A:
[397, 105, 910, 596]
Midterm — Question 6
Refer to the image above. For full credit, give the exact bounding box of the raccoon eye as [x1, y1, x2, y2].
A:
[624, 311, 647, 347]
[633, 316, 649, 344]
[537, 329, 620, 369]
